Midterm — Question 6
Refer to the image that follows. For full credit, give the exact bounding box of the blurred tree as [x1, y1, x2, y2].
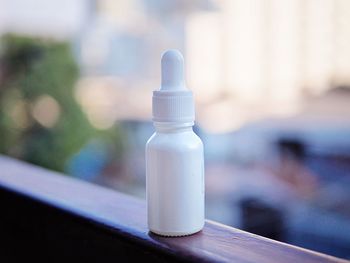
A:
[0, 34, 122, 173]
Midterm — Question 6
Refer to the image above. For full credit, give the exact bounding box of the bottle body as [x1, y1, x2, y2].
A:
[146, 125, 205, 236]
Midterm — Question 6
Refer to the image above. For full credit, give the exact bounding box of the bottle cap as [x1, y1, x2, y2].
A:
[152, 49, 195, 123]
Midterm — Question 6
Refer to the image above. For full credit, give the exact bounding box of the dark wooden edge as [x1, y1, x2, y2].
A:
[0, 156, 347, 263]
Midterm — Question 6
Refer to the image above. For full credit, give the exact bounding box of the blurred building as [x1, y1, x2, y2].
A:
[187, 0, 350, 132]
[2, 0, 350, 133]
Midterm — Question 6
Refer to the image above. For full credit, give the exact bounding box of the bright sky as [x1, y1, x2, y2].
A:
[0, 0, 88, 38]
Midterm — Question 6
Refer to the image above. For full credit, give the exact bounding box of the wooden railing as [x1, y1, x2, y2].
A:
[0, 155, 346, 262]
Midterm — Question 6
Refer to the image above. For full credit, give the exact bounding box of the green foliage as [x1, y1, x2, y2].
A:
[0, 34, 122, 172]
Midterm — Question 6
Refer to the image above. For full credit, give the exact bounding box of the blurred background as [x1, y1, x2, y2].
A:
[0, 0, 350, 259]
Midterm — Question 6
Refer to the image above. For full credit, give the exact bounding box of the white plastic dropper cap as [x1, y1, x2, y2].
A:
[152, 49, 195, 123]
[161, 49, 185, 91]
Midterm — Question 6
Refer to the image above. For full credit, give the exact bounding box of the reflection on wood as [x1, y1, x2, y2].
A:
[0, 156, 346, 262]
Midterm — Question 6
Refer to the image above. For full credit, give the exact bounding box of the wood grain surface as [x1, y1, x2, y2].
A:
[0, 156, 347, 263]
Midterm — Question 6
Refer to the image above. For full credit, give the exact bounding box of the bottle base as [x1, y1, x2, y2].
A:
[149, 226, 203, 237]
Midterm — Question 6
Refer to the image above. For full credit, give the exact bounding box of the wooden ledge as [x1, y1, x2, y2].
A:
[0, 156, 346, 262]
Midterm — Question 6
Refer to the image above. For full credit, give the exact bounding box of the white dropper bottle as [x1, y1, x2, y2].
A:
[146, 49, 205, 236]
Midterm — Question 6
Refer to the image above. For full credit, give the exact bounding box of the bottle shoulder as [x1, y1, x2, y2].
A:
[146, 131, 203, 152]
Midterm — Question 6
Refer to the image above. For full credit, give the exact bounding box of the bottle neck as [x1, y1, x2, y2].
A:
[154, 121, 194, 133]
